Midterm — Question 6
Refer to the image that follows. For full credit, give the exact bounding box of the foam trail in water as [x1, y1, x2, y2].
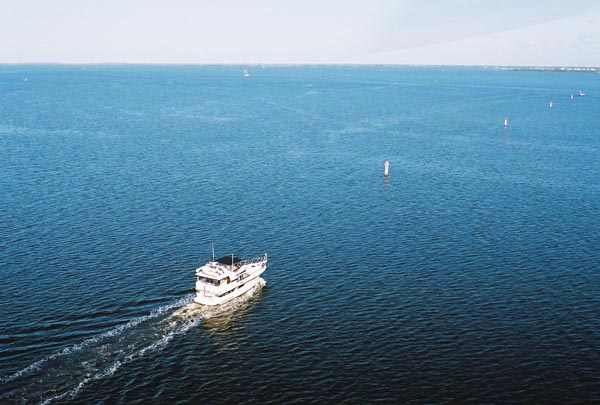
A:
[1, 294, 193, 385]
[1, 295, 194, 403]
[3, 280, 265, 404]
[39, 318, 201, 405]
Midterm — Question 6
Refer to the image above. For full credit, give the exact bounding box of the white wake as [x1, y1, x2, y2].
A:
[2, 279, 265, 404]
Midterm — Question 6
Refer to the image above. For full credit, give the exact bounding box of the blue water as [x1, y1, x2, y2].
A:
[1, 65, 599, 404]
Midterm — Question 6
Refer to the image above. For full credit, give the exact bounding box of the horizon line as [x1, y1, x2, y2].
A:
[1, 62, 598, 70]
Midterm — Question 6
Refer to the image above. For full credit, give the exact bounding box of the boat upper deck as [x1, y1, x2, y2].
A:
[195, 254, 267, 281]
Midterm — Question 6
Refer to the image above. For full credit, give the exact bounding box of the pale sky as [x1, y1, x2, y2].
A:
[0, 0, 599, 66]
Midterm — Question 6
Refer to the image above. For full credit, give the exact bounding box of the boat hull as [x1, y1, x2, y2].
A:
[194, 272, 265, 306]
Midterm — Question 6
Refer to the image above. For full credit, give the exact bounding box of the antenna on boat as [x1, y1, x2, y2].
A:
[211, 241, 215, 262]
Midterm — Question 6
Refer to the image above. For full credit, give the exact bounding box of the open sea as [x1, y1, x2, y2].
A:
[1, 65, 599, 404]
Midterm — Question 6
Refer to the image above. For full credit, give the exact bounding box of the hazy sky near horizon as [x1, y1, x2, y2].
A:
[1, 0, 599, 65]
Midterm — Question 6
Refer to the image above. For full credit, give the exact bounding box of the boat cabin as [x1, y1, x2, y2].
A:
[197, 276, 228, 286]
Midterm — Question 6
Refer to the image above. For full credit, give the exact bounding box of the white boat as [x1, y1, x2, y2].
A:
[194, 250, 267, 306]
[578, 90, 586, 96]
[243, 68, 250, 77]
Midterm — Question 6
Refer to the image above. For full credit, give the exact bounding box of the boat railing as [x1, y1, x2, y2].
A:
[235, 254, 267, 268]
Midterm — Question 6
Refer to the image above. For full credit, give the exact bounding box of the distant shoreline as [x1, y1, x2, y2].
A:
[0, 63, 598, 72]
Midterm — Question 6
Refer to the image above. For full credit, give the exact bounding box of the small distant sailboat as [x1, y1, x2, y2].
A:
[578, 90, 586, 96]
[243, 68, 250, 77]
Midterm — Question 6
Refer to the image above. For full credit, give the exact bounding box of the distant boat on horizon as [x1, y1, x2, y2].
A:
[578, 90, 586, 96]
[243, 68, 250, 77]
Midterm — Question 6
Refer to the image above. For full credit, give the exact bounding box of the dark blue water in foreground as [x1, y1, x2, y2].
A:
[1, 65, 599, 404]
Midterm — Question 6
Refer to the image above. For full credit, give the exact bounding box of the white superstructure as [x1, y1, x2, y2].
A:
[194, 252, 267, 306]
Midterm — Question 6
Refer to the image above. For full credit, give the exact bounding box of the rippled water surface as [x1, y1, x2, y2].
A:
[1, 65, 599, 403]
